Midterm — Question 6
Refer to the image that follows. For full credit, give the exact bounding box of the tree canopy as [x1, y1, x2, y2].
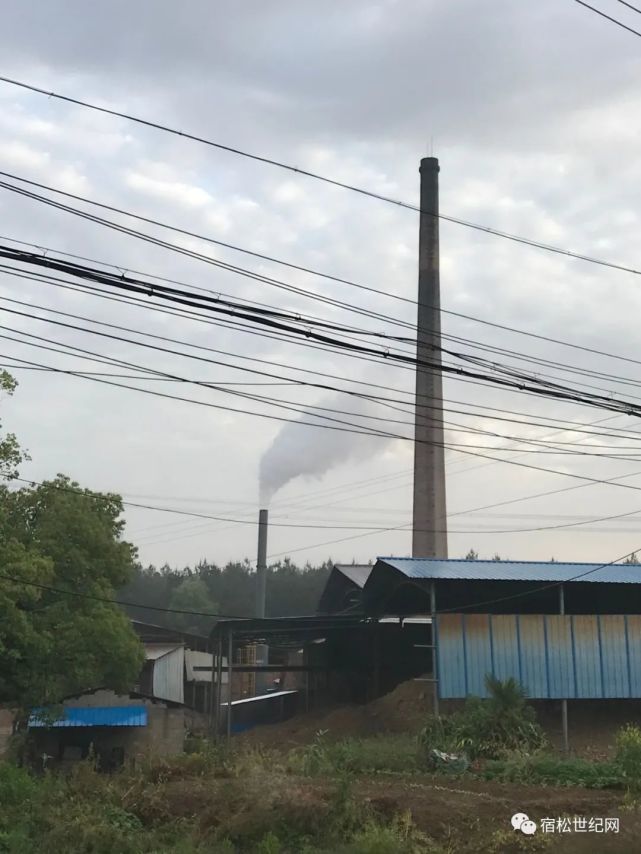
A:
[0, 375, 143, 709]
[119, 558, 335, 630]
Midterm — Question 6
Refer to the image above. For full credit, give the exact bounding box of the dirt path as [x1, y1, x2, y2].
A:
[353, 775, 636, 852]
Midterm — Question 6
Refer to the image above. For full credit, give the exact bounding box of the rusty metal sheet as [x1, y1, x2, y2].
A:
[518, 615, 548, 699]
[600, 615, 629, 698]
[462, 614, 492, 697]
[626, 615, 641, 695]
[437, 613, 641, 700]
[541, 616, 574, 698]
[572, 616, 600, 699]
[436, 613, 466, 698]
[491, 615, 520, 685]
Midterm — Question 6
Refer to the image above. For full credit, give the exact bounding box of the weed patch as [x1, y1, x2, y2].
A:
[288, 732, 420, 776]
[420, 677, 546, 761]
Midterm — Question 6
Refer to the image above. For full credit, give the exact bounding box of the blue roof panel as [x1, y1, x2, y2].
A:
[29, 705, 148, 728]
[376, 557, 641, 585]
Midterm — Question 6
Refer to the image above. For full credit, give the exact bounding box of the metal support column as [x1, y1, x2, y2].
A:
[214, 633, 223, 737]
[559, 584, 569, 753]
[226, 629, 233, 743]
[430, 581, 439, 716]
[373, 622, 381, 700]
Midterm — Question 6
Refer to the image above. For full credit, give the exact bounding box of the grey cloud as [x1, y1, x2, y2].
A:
[0, 1, 640, 568]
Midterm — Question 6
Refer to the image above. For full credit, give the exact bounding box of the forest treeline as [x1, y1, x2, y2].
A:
[118, 558, 337, 635]
[120, 548, 641, 637]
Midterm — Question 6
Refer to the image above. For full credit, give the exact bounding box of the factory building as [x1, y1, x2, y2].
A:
[213, 557, 641, 746]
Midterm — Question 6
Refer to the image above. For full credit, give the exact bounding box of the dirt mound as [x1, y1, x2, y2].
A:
[240, 678, 433, 748]
[365, 678, 434, 732]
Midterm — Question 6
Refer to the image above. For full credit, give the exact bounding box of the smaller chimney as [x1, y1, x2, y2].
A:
[255, 508, 268, 618]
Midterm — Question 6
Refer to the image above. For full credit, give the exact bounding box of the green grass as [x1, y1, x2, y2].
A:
[3, 721, 641, 852]
[0, 752, 432, 854]
[481, 754, 624, 789]
[478, 723, 641, 791]
[287, 732, 421, 776]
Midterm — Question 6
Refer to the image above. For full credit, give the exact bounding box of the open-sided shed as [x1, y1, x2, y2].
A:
[363, 557, 641, 747]
[316, 564, 373, 614]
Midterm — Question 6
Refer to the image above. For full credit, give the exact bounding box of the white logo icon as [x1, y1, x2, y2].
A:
[511, 813, 537, 835]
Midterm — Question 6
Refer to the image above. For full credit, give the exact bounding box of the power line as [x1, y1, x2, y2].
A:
[12, 473, 641, 536]
[13, 336, 641, 468]
[0, 570, 259, 621]
[258, 462, 641, 560]
[6, 186, 641, 420]
[2, 79, 641, 278]
[16, 260, 641, 444]
[0, 173, 417, 310]
[7, 222, 638, 405]
[7, 293, 641, 448]
[7, 179, 641, 402]
[9, 309, 641, 468]
[0, 182, 416, 333]
[0, 262, 423, 388]
[6, 246, 641, 419]
[7, 181, 641, 375]
[615, 0, 641, 13]
[12, 330, 641, 494]
[0, 364, 297, 386]
[573, 0, 641, 36]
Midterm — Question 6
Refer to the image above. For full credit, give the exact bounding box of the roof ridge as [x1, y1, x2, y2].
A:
[377, 557, 612, 567]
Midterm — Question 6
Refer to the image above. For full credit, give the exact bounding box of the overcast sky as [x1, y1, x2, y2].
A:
[1, 0, 641, 569]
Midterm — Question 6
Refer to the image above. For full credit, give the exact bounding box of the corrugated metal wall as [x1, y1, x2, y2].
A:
[437, 614, 641, 699]
[153, 646, 185, 704]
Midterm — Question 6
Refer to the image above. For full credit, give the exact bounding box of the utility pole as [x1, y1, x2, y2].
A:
[412, 156, 448, 558]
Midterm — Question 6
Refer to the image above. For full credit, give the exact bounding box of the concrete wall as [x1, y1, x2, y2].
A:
[30, 690, 186, 768]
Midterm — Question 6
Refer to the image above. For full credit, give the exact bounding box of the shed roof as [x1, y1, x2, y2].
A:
[332, 564, 373, 588]
[221, 690, 298, 707]
[375, 558, 641, 585]
[29, 706, 147, 728]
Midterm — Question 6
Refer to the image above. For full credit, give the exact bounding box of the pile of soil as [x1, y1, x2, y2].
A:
[240, 678, 433, 749]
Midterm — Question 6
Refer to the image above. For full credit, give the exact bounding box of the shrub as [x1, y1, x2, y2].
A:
[334, 813, 437, 854]
[615, 724, 641, 789]
[0, 762, 38, 809]
[420, 676, 546, 760]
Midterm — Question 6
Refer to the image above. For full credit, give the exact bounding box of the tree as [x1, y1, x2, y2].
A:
[624, 553, 640, 565]
[0, 468, 144, 710]
[465, 549, 478, 561]
[0, 371, 28, 481]
[168, 576, 219, 635]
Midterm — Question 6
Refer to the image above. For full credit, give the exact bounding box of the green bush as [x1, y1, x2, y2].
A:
[420, 676, 546, 760]
[0, 763, 38, 809]
[615, 724, 641, 788]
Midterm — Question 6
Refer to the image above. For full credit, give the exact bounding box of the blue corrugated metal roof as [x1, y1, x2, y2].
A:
[29, 706, 148, 728]
[377, 557, 641, 585]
